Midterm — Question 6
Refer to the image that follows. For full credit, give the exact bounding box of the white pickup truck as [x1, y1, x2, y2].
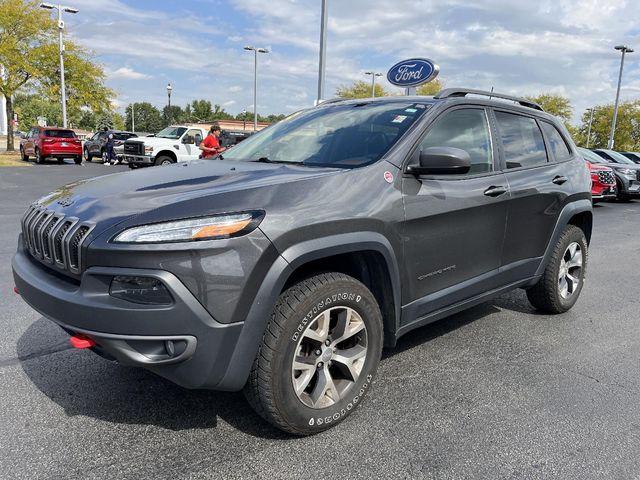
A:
[123, 125, 208, 168]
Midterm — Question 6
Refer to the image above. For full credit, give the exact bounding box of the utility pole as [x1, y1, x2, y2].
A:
[586, 108, 594, 149]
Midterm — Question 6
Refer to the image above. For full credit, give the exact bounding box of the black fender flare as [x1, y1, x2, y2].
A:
[215, 232, 402, 390]
[534, 199, 593, 278]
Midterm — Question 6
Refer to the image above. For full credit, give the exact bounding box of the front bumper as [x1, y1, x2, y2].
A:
[125, 154, 154, 165]
[12, 246, 245, 390]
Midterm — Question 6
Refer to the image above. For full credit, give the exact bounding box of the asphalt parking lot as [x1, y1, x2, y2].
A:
[1, 162, 639, 479]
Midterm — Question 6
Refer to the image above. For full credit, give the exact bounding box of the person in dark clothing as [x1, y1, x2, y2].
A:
[103, 127, 117, 165]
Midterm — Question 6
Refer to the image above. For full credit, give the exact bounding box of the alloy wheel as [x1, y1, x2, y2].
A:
[558, 242, 582, 299]
[291, 306, 368, 409]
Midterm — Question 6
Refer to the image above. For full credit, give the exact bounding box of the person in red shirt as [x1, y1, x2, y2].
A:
[199, 124, 226, 159]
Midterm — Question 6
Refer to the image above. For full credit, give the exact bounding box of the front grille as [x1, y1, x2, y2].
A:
[124, 141, 144, 155]
[637, 170, 640, 181]
[21, 204, 94, 275]
[597, 171, 616, 185]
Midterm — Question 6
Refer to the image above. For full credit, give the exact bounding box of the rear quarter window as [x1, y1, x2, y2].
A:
[540, 122, 572, 162]
[494, 111, 548, 169]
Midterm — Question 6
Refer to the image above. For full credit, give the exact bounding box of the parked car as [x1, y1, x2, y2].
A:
[577, 147, 617, 202]
[619, 152, 640, 164]
[19, 127, 82, 164]
[83, 130, 137, 162]
[13, 89, 592, 435]
[123, 125, 206, 168]
[219, 129, 253, 148]
[591, 149, 640, 200]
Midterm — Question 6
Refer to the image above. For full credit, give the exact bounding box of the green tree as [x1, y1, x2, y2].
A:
[190, 99, 213, 121]
[526, 94, 573, 123]
[575, 101, 640, 150]
[13, 92, 60, 129]
[336, 80, 390, 99]
[162, 105, 184, 126]
[125, 102, 162, 133]
[416, 78, 445, 96]
[0, 0, 56, 150]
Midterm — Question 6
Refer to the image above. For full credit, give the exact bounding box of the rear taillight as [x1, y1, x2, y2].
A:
[43, 138, 54, 143]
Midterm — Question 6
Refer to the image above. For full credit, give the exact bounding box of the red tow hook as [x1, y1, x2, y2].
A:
[13, 286, 20, 295]
[69, 334, 96, 349]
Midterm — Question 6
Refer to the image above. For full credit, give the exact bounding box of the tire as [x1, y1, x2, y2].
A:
[84, 148, 92, 162]
[526, 225, 587, 314]
[244, 272, 383, 435]
[20, 146, 29, 162]
[154, 155, 174, 166]
[128, 163, 138, 169]
[74, 156, 82, 165]
[57, 158, 64, 164]
[35, 148, 43, 164]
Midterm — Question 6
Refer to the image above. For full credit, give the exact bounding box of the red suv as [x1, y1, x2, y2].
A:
[20, 127, 83, 164]
[586, 160, 617, 203]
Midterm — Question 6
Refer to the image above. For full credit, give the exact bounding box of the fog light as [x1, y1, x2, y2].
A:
[109, 276, 173, 305]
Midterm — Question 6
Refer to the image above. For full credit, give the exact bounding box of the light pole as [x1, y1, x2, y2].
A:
[608, 45, 634, 149]
[317, 0, 328, 104]
[40, 3, 78, 128]
[241, 109, 247, 131]
[166, 83, 172, 125]
[244, 46, 269, 132]
[585, 108, 594, 149]
[364, 71, 383, 98]
[131, 102, 135, 133]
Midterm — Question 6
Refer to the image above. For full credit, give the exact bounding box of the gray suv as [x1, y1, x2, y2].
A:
[13, 89, 592, 435]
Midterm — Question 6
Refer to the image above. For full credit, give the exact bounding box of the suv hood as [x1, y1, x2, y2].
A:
[35, 160, 340, 226]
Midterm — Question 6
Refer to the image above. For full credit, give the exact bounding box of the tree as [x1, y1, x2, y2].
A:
[526, 94, 573, 123]
[336, 80, 390, 99]
[125, 102, 162, 133]
[416, 78, 445, 96]
[0, 0, 115, 149]
[13, 92, 61, 129]
[162, 105, 184, 126]
[574, 101, 640, 150]
[190, 99, 213, 122]
[0, 0, 56, 150]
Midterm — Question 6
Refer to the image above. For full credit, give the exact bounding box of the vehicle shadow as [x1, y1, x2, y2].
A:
[18, 290, 536, 438]
[16, 318, 289, 440]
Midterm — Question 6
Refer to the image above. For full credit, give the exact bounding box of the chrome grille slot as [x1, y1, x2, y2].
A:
[597, 171, 615, 185]
[20, 204, 94, 275]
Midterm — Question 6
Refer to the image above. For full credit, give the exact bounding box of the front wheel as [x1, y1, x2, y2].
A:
[84, 148, 92, 162]
[244, 273, 383, 435]
[526, 225, 587, 314]
[154, 155, 174, 166]
[20, 146, 29, 161]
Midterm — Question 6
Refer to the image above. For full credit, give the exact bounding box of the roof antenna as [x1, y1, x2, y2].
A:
[489, 86, 494, 100]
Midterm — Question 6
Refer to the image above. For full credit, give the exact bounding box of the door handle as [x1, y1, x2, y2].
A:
[552, 175, 568, 185]
[484, 186, 508, 197]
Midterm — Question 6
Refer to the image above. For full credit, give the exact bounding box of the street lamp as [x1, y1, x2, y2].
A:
[40, 3, 78, 128]
[244, 46, 269, 132]
[608, 45, 634, 149]
[585, 108, 594, 149]
[241, 109, 247, 131]
[364, 71, 383, 98]
[166, 83, 172, 125]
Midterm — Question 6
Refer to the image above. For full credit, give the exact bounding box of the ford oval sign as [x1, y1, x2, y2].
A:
[387, 58, 439, 88]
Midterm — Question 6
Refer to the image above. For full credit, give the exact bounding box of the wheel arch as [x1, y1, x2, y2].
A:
[154, 150, 177, 162]
[214, 233, 402, 390]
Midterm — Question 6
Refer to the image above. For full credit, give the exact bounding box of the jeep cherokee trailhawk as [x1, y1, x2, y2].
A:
[13, 89, 592, 435]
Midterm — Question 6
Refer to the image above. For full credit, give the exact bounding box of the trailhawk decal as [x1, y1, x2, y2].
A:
[308, 374, 373, 426]
[291, 292, 362, 342]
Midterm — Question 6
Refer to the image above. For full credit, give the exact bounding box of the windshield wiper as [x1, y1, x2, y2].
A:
[253, 157, 303, 165]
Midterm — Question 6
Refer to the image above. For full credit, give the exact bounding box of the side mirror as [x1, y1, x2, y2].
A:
[407, 147, 471, 175]
[182, 135, 195, 144]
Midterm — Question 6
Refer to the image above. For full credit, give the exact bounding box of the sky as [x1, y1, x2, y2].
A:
[58, 0, 640, 124]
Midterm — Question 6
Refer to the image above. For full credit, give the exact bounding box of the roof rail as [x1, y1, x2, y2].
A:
[317, 97, 349, 106]
[433, 88, 544, 111]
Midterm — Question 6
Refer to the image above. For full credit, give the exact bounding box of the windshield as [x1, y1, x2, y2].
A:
[601, 150, 635, 165]
[222, 101, 431, 168]
[156, 127, 188, 139]
[577, 147, 608, 164]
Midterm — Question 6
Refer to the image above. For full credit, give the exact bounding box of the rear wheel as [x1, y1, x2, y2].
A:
[20, 146, 29, 161]
[74, 156, 82, 165]
[154, 155, 174, 166]
[35, 148, 43, 164]
[244, 273, 383, 435]
[526, 225, 587, 314]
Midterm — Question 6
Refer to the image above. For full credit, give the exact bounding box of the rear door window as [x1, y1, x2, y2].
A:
[495, 111, 547, 169]
[540, 122, 571, 162]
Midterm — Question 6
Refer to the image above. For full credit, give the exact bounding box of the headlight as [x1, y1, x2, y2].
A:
[144, 145, 154, 154]
[616, 168, 636, 176]
[112, 212, 263, 243]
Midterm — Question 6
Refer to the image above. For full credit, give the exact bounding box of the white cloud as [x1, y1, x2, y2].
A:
[228, 85, 243, 93]
[108, 67, 151, 80]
